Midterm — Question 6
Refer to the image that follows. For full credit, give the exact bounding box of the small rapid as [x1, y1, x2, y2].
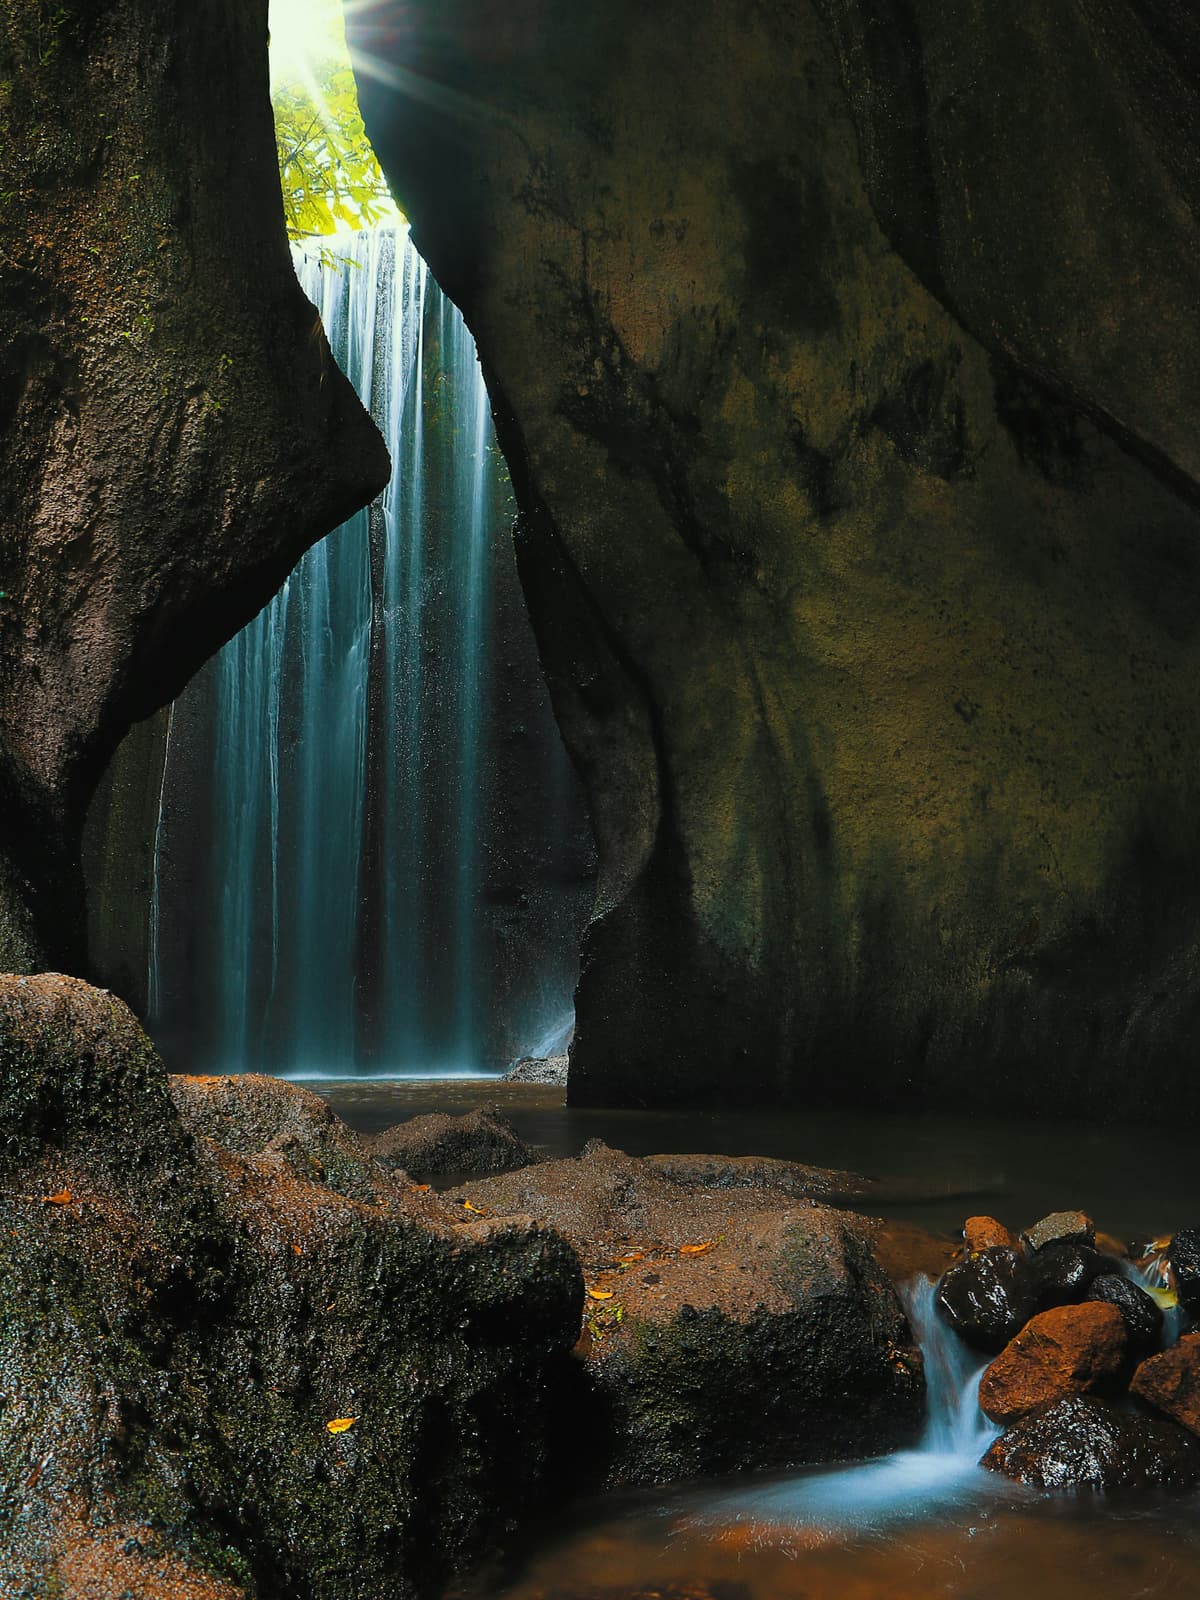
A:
[689, 1275, 1000, 1538]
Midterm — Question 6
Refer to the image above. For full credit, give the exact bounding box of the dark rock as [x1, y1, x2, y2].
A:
[0, 975, 582, 1599]
[367, 1108, 537, 1177]
[445, 1141, 924, 1486]
[503, 1054, 570, 1085]
[1131, 1333, 1200, 1438]
[978, 1304, 1128, 1423]
[351, 0, 1200, 1122]
[1086, 1273, 1164, 1356]
[1169, 1230, 1200, 1312]
[1026, 1242, 1110, 1309]
[935, 1248, 1036, 1352]
[982, 1395, 1200, 1490]
[1022, 1211, 1096, 1253]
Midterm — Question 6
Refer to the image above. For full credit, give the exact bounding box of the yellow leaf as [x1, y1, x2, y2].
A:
[412, 1184, 431, 1193]
[326, 1417, 356, 1435]
[42, 1190, 72, 1207]
[461, 1200, 487, 1215]
[587, 1288, 616, 1301]
[680, 1241, 715, 1256]
[292, 1244, 303, 1256]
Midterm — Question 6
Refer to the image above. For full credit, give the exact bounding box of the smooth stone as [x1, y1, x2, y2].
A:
[1169, 1230, 1200, 1312]
[1086, 1273, 1164, 1355]
[935, 1247, 1036, 1353]
[978, 1303, 1128, 1423]
[982, 1395, 1200, 1490]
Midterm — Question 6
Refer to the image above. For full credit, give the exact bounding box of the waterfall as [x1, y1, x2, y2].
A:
[147, 224, 588, 1077]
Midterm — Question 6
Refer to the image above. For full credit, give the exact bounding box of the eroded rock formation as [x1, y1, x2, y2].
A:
[0, 0, 389, 973]
[349, 0, 1200, 1115]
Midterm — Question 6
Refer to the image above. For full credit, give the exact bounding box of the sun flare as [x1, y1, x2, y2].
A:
[268, 0, 345, 87]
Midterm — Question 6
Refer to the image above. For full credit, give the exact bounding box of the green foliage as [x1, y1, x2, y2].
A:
[272, 27, 398, 260]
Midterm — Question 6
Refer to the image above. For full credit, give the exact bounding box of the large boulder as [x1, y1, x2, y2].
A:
[367, 1108, 538, 1177]
[350, 0, 1200, 1118]
[443, 1141, 924, 1486]
[0, 0, 388, 971]
[982, 1395, 1200, 1491]
[0, 975, 582, 1600]
[1131, 1334, 1200, 1438]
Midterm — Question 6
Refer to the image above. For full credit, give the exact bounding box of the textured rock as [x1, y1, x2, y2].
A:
[643, 1151, 870, 1203]
[978, 1304, 1128, 1423]
[0, 975, 582, 1600]
[983, 1396, 1200, 1491]
[1086, 1273, 1164, 1356]
[0, 0, 389, 969]
[445, 1141, 924, 1486]
[503, 1054, 570, 1085]
[1022, 1212, 1096, 1253]
[350, 0, 1200, 1117]
[367, 1108, 537, 1176]
[936, 1248, 1035, 1353]
[964, 1216, 1015, 1254]
[1131, 1333, 1200, 1438]
[1169, 1230, 1200, 1312]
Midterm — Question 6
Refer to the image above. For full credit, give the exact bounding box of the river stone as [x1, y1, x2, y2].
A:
[1131, 1333, 1200, 1437]
[644, 1151, 871, 1203]
[964, 1215, 1015, 1254]
[0, 974, 582, 1600]
[1086, 1273, 1164, 1355]
[1169, 1230, 1200, 1312]
[935, 1247, 1036, 1353]
[1026, 1242, 1111, 1310]
[978, 1303, 1128, 1423]
[1021, 1211, 1096, 1253]
[444, 1140, 924, 1487]
[503, 1054, 570, 1085]
[367, 1107, 537, 1176]
[982, 1395, 1200, 1490]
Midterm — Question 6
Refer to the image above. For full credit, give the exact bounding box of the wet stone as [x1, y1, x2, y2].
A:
[1131, 1332, 1200, 1437]
[1086, 1273, 1163, 1356]
[935, 1247, 1036, 1353]
[963, 1215, 1015, 1254]
[1022, 1210, 1095, 1253]
[982, 1395, 1200, 1490]
[1169, 1230, 1200, 1312]
[978, 1303, 1128, 1423]
[1026, 1242, 1109, 1310]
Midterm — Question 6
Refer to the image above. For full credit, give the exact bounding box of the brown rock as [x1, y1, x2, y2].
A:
[964, 1215, 1015, 1254]
[979, 1303, 1129, 1422]
[1131, 1333, 1200, 1437]
[367, 1108, 536, 1177]
[982, 1395, 1200, 1490]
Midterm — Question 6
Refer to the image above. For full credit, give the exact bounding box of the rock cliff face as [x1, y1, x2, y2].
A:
[0, 0, 389, 972]
[349, 0, 1200, 1114]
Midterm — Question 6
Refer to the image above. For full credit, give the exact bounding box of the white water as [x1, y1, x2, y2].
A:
[690, 1275, 1000, 1537]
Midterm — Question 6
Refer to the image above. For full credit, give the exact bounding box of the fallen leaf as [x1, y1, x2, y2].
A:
[42, 1190, 72, 1207]
[461, 1200, 487, 1215]
[587, 1287, 616, 1301]
[292, 1244, 303, 1256]
[326, 1417, 356, 1435]
[412, 1184, 431, 1193]
[679, 1241, 715, 1256]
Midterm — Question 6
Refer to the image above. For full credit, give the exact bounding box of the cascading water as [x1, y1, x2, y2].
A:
[147, 224, 590, 1077]
[692, 1275, 1000, 1536]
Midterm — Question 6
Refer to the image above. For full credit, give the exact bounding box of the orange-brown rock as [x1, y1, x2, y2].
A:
[964, 1216, 1016, 1254]
[979, 1303, 1129, 1423]
[1131, 1333, 1200, 1437]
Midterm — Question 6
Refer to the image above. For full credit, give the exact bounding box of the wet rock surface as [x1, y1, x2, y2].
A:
[978, 1304, 1128, 1423]
[1169, 1230, 1200, 1312]
[1086, 1273, 1163, 1356]
[982, 1396, 1200, 1491]
[964, 1215, 1015, 1254]
[936, 1248, 1036, 1353]
[0, 975, 583, 1600]
[367, 1107, 537, 1177]
[1022, 1211, 1096, 1253]
[444, 1141, 924, 1486]
[1131, 1334, 1200, 1438]
[643, 1151, 871, 1203]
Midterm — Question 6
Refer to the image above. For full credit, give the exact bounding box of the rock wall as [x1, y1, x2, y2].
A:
[350, 0, 1200, 1115]
[0, 0, 389, 971]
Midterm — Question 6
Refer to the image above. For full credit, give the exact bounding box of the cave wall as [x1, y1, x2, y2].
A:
[350, 0, 1200, 1114]
[0, 0, 389, 971]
